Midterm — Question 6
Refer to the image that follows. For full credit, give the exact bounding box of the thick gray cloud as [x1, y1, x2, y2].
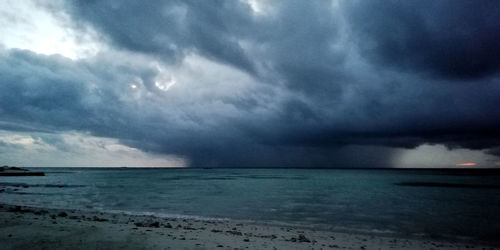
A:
[343, 0, 500, 79]
[1, 0, 500, 167]
[64, 0, 347, 96]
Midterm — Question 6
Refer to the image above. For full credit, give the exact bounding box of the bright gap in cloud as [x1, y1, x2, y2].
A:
[240, 0, 272, 15]
[456, 162, 477, 167]
[0, 131, 187, 168]
[392, 144, 499, 168]
[0, 0, 101, 59]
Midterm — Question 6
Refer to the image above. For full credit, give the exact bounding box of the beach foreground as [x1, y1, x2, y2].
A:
[0, 203, 498, 250]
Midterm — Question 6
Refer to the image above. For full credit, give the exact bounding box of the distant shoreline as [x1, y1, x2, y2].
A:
[0, 172, 45, 176]
[0, 166, 45, 176]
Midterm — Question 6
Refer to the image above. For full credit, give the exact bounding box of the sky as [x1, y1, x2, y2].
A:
[0, 0, 499, 168]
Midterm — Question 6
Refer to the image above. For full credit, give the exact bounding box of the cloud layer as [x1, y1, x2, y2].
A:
[1, 0, 499, 167]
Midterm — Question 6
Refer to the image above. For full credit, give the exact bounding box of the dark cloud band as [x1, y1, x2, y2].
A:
[1, 0, 499, 167]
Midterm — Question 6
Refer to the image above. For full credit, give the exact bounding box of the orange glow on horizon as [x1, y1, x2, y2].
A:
[456, 162, 477, 167]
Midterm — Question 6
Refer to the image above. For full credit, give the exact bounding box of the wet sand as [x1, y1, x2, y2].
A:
[0, 203, 498, 250]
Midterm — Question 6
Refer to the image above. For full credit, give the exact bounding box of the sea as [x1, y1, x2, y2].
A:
[1, 168, 500, 243]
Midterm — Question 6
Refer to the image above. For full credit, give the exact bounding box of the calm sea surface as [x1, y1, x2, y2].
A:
[1, 168, 500, 242]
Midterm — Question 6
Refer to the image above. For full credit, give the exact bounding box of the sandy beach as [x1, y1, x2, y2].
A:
[0, 203, 498, 250]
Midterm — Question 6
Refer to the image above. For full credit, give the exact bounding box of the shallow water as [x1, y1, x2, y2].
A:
[1, 168, 500, 242]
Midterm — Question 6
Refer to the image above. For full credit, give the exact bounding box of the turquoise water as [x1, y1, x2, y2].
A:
[1, 168, 500, 242]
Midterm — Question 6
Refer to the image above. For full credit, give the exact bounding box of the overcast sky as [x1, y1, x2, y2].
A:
[1, 0, 499, 168]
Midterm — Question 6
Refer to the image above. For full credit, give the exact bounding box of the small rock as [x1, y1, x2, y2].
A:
[58, 212, 68, 217]
[298, 234, 311, 243]
[9, 206, 23, 212]
[226, 230, 243, 236]
[92, 216, 108, 222]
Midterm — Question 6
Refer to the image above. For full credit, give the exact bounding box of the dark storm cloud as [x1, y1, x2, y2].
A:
[65, 0, 256, 73]
[1, 0, 500, 167]
[0, 121, 53, 133]
[64, 0, 346, 96]
[0, 47, 396, 167]
[0, 49, 164, 141]
[343, 0, 500, 79]
[486, 147, 500, 157]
